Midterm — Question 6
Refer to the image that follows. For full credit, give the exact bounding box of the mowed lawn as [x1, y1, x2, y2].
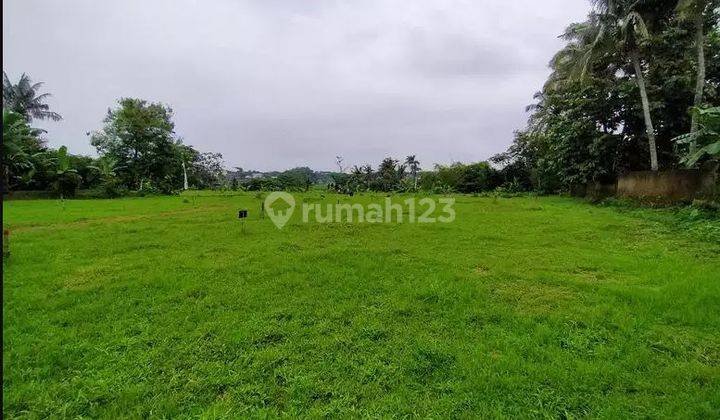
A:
[3, 193, 720, 418]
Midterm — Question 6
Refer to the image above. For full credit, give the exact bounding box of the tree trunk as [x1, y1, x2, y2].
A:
[690, 12, 706, 153]
[631, 49, 659, 171]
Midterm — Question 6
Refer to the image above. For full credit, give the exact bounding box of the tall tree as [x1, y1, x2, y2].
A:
[375, 157, 403, 191]
[362, 164, 373, 190]
[90, 98, 178, 191]
[405, 155, 420, 190]
[2, 72, 62, 122]
[335, 156, 345, 173]
[676, 0, 716, 150]
[193, 152, 226, 188]
[497, 0, 720, 191]
[563, 1, 660, 170]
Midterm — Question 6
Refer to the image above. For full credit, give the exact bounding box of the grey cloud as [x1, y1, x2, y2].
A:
[406, 31, 534, 77]
[3, 0, 590, 171]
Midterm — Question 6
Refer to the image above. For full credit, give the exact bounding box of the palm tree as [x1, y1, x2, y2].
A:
[623, 12, 659, 171]
[3, 72, 62, 122]
[335, 156, 345, 173]
[361, 164, 373, 189]
[546, 13, 607, 90]
[560, 1, 660, 170]
[405, 155, 421, 190]
[350, 165, 364, 191]
[677, 0, 714, 151]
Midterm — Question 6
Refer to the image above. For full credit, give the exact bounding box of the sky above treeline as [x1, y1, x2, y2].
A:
[3, 0, 589, 171]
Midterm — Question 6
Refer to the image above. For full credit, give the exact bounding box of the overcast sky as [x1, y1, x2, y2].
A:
[3, 0, 589, 171]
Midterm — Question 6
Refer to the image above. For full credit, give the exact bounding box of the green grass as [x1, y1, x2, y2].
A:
[3, 192, 720, 418]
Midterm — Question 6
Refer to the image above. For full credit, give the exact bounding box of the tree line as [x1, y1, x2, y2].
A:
[2, 73, 225, 197]
[493, 0, 719, 193]
[1, 71, 526, 197]
[326, 157, 522, 194]
[5, 0, 718, 199]
[221, 157, 522, 195]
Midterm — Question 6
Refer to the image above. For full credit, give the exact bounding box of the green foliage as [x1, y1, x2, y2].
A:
[497, 0, 720, 192]
[90, 98, 180, 192]
[239, 168, 316, 192]
[88, 157, 126, 197]
[674, 106, 720, 166]
[86, 98, 227, 194]
[372, 157, 405, 192]
[405, 155, 420, 190]
[3, 100, 190, 198]
[244, 177, 284, 191]
[277, 167, 314, 192]
[2, 111, 38, 190]
[325, 157, 522, 195]
[0, 74, 228, 195]
[191, 152, 225, 189]
[428, 162, 495, 193]
[50, 146, 81, 197]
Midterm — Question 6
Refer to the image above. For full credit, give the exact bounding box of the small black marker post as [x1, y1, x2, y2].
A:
[238, 209, 248, 233]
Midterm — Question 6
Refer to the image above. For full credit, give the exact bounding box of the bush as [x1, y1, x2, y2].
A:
[420, 162, 500, 193]
[102, 178, 127, 198]
[52, 172, 81, 198]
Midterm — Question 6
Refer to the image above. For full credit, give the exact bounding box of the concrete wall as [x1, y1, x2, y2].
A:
[585, 182, 617, 199]
[616, 165, 718, 202]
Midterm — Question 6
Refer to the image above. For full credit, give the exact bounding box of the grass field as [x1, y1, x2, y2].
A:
[3, 192, 720, 417]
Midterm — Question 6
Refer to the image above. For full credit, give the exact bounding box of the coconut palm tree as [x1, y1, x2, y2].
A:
[622, 12, 659, 171]
[361, 164, 373, 190]
[558, 0, 660, 170]
[350, 165, 364, 191]
[350, 165, 363, 176]
[2, 72, 62, 122]
[677, 0, 715, 150]
[405, 155, 421, 190]
[546, 13, 608, 90]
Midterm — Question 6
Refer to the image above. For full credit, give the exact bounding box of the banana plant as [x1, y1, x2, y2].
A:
[51, 145, 80, 198]
[55, 146, 76, 176]
[2, 110, 36, 191]
[88, 156, 123, 180]
[673, 106, 720, 167]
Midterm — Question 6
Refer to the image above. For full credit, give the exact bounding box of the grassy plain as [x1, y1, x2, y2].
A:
[3, 192, 720, 417]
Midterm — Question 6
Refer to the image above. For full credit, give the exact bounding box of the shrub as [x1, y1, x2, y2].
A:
[52, 172, 81, 198]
